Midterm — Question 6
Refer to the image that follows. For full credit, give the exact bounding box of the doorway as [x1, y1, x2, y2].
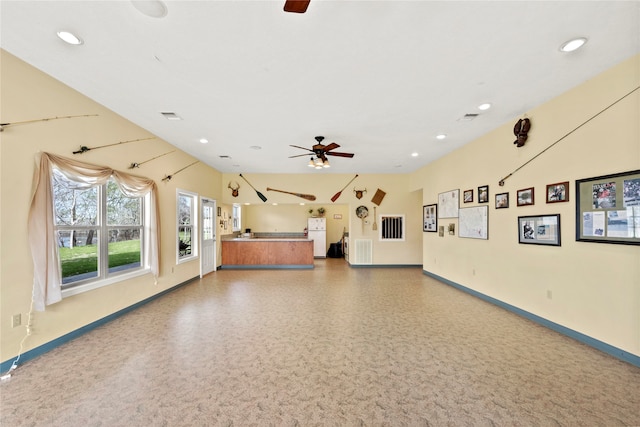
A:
[200, 197, 216, 277]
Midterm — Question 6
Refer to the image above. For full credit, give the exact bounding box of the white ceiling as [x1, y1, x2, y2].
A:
[1, 1, 638, 174]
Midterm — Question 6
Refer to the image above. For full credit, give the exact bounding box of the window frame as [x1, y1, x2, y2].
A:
[176, 189, 199, 264]
[54, 175, 150, 298]
[232, 203, 241, 232]
[378, 214, 406, 242]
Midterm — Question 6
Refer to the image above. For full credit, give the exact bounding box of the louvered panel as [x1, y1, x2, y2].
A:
[354, 239, 372, 264]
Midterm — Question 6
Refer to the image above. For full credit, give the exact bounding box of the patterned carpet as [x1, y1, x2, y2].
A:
[1, 259, 639, 426]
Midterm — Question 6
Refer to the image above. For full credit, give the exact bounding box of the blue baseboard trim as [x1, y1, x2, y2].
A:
[423, 270, 640, 368]
[1, 276, 200, 374]
[220, 265, 313, 270]
[349, 264, 422, 268]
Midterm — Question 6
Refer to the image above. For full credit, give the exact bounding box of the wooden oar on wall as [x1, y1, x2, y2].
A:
[266, 187, 316, 201]
[331, 174, 358, 202]
[239, 174, 267, 202]
[372, 206, 378, 230]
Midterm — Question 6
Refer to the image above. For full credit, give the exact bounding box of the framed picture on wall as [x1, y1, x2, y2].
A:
[576, 169, 640, 245]
[478, 185, 489, 203]
[546, 181, 569, 203]
[518, 214, 561, 246]
[423, 204, 437, 232]
[463, 189, 473, 203]
[517, 187, 535, 206]
[495, 192, 509, 209]
[438, 189, 459, 218]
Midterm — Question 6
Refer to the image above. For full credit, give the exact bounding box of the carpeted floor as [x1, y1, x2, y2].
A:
[1, 259, 639, 426]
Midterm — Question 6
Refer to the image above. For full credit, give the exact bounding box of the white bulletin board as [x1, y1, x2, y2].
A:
[459, 206, 488, 239]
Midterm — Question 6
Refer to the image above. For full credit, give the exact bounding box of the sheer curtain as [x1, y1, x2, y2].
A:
[28, 153, 161, 311]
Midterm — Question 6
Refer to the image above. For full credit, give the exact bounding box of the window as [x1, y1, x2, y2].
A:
[28, 153, 159, 310]
[232, 203, 241, 232]
[177, 190, 198, 262]
[379, 214, 405, 241]
[53, 170, 146, 290]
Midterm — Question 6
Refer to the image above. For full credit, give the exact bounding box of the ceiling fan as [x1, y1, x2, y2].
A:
[284, 0, 310, 13]
[289, 136, 355, 168]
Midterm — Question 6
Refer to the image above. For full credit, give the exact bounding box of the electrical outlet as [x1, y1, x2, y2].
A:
[12, 314, 21, 328]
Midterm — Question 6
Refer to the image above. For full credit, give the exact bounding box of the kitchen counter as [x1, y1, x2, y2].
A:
[222, 238, 314, 269]
[227, 237, 312, 241]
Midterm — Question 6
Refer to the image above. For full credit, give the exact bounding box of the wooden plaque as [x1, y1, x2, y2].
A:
[371, 188, 386, 205]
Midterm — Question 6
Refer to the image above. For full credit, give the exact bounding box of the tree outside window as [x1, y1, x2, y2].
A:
[53, 171, 144, 288]
[177, 191, 197, 260]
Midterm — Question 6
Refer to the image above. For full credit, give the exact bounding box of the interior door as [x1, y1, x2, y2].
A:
[200, 198, 216, 277]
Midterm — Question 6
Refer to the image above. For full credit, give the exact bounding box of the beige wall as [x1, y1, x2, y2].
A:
[0, 51, 222, 363]
[411, 54, 640, 357]
[222, 173, 423, 264]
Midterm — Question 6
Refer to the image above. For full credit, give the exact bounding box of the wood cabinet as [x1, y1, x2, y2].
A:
[222, 239, 314, 268]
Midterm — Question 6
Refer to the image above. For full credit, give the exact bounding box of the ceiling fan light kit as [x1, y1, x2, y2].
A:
[290, 136, 354, 170]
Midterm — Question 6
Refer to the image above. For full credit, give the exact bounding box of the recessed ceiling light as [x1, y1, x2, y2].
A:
[436, 134, 447, 140]
[478, 103, 492, 111]
[411, 152, 419, 157]
[249, 145, 262, 150]
[131, 0, 168, 18]
[560, 37, 587, 52]
[199, 138, 208, 144]
[56, 31, 83, 45]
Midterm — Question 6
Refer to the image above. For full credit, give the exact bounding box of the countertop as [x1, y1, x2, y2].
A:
[225, 238, 313, 242]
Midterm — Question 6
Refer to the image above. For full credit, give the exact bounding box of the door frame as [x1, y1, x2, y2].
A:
[200, 197, 217, 277]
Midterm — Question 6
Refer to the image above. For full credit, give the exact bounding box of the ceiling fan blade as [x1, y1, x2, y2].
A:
[284, 0, 310, 13]
[288, 154, 312, 158]
[326, 152, 355, 158]
[290, 144, 313, 152]
[323, 142, 340, 152]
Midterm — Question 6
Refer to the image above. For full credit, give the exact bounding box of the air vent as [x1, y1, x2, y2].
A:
[458, 113, 479, 121]
[219, 155, 231, 159]
[160, 112, 182, 120]
[354, 239, 372, 264]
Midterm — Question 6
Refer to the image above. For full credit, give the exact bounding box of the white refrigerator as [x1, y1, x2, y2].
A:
[307, 217, 326, 258]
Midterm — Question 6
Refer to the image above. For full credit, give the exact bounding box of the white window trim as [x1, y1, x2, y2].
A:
[176, 189, 199, 264]
[232, 203, 241, 232]
[62, 268, 151, 298]
[378, 214, 406, 242]
[54, 177, 149, 294]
